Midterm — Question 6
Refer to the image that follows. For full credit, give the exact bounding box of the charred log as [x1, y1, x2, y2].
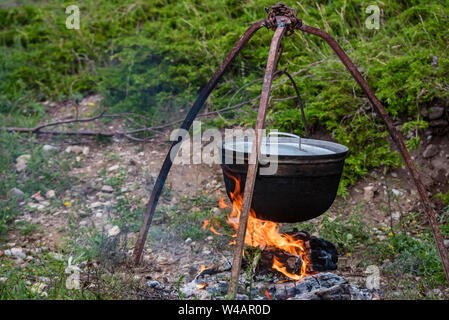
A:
[243, 230, 338, 277]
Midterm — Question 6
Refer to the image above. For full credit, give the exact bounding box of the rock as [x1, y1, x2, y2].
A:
[45, 190, 56, 199]
[49, 252, 63, 261]
[422, 144, 439, 158]
[9, 188, 25, 201]
[40, 201, 50, 207]
[180, 280, 211, 300]
[107, 226, 120, 237]
[42, 144, 58, 155]
[363, 185, 376, 201]
[146, 280, 165, 290]
[101, 185, 114, 193]
[444, 240, 449, 248]
[10, 248, 26, 260]
[27, 202, 45, 211]
[431, 168, 447, 183]
[185, 238, 192, 244]
[16, 154, 31, 172]
[89, 202, 105, 208]
[428, 107, 445, 120]
[82, 146, 89, 155]
[108, 165, 119, 172]
[65, 146, 84, 155]
[392, 212, 401, 221]
[429, 119, 448, 128]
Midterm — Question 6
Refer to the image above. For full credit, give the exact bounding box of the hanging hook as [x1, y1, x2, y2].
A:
[273, 69, 309, 138]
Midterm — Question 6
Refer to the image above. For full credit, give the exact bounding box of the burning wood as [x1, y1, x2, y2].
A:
[195, 264, 218, 280]
[218, 174, 339, 280]
[243, 230, 338, 278]
[196, 283, 208, 290]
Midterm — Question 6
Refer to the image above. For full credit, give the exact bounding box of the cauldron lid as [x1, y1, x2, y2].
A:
[222, 133, 348, 157]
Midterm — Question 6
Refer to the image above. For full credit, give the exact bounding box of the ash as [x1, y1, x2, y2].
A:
[180, 270, 379, 300]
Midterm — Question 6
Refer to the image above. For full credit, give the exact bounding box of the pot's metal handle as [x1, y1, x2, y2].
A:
[268, 132, 301, 149]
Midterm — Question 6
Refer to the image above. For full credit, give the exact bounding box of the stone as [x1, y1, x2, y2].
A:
[431, 168, 447, 183]
[185, 238, 192, 244]
[45, 190, 56, 199]
[89, 202, 105, 208]
[27, 202, 45, 211]
[422, 144, 439, 158]
[101, 185, 114, 193]
[444, 240, 449, 248]
[392, 212, 401, 221]
[16, 154, 31, 172]
[107, 226, 120, 237]
[10, 248, 26, 260]
[146, 280, 165, 290]
[9, 188, 25, 201]
[65, 146, 84, 154]
[49, 252, 63, 261]
[428, 107, 445, 120]
[363, 185, 376, 201]
[108, 165, 119, 172]
[42, 144, 58, 155]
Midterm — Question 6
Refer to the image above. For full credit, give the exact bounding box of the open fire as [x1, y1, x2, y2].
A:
[218, 174, 313, 281]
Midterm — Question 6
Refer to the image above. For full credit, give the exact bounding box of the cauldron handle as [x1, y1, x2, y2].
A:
[267, 131, 301, 150]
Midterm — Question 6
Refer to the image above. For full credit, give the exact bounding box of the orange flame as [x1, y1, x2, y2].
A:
[199, 264, 209, 273]
[223, 174, 310, 280]
[196, 283, 207, 290]
[201, 220, 210, 230]
[218, 196, 229, 209]
[209, 225, 221, 235]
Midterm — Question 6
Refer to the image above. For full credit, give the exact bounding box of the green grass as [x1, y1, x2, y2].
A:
[0, 248, 138, 299]
[0, 131, 77, 234]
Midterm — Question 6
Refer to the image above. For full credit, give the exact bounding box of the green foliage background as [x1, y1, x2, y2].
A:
[1, 0, 449, 192]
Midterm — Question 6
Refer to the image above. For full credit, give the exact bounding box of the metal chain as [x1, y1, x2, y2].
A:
[264, 2, 302, 36]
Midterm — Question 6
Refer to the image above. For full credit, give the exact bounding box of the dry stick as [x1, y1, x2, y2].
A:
[132, 20, 266, 265]
[298, 23, 449, 283]
[1, 97, 257, 142]
[227, 25, 286, 299]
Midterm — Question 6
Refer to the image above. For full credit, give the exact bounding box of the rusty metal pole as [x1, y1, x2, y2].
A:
[227, 21, 287, 299]
[297, 23, 449, 283]
[133, 20, 265, 265]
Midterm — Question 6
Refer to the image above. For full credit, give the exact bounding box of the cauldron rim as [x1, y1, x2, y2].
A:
[220, 136, 348, 164]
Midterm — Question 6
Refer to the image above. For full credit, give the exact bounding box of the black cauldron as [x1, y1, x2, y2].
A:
[219, 133, 348, 223]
